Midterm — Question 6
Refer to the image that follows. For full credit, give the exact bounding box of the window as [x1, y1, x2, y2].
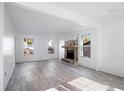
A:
[24, 38, 34, 56]
[48, 40, 54, 54]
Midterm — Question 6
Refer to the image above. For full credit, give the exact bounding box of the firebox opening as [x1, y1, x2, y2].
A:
[67, 50, 74, 60]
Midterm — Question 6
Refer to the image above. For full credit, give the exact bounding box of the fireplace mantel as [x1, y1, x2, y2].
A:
[62, 46, 78, 48]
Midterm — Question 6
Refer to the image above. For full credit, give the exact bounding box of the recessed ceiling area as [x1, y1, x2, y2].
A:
[5, 3, 83, 38]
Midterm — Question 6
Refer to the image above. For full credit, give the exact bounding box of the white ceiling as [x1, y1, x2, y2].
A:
[50, 2, 124, 24]
[5, 3, 82, 37]
[5, 2, 124, 37]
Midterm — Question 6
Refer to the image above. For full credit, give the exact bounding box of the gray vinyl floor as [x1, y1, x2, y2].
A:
[5, 60, 124, 91]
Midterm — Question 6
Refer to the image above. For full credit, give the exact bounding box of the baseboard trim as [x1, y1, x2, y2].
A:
[4, 64, 15, 90]
[16, 58, 59, 64]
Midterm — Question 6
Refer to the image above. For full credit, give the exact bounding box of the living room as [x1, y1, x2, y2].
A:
[0, 1, 124, 92]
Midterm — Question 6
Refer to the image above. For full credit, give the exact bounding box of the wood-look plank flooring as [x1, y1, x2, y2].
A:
[5, 60, 124, 91]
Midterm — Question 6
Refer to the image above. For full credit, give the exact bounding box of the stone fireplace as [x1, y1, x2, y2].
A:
[61, 40, 78, 65]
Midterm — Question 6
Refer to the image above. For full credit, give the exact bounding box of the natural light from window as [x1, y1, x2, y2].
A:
[45, 76, 123, 91]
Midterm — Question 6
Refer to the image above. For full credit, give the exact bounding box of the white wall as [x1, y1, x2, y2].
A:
[0, 3, 4, 91]
[65, 32, 78, 41]
[100, 18, 124, 77]
[58, 40, 65, 60]
[2, 5, 15, 90]
[78, 27, 99, 70]
[64, 18, 124, 78]
[15, 35, 58, 63]
[77, 18, 124, 78]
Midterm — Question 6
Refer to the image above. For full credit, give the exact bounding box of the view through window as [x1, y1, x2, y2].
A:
[24, 38, 34, 56]
[48, 40, 54, 54]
